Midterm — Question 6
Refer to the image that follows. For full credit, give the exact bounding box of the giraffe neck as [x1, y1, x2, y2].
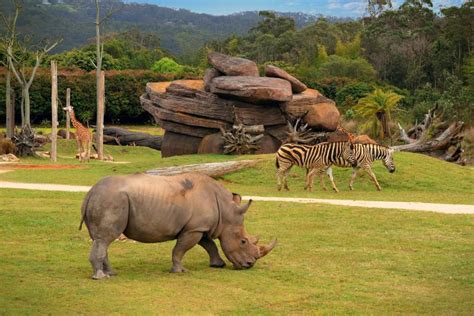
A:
[69, 111, 85, 129]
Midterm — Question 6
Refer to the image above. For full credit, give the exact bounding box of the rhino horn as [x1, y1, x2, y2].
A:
[250, 234, 260, 245]
[257, 238, 277, 259]
[236, 199, 252, 215]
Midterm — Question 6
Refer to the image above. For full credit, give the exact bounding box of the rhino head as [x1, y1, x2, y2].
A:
[218, 198, 277, 269]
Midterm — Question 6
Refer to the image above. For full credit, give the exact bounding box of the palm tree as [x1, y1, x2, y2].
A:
[353, 89, 403, 142]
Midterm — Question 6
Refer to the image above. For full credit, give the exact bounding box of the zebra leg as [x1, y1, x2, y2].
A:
[305, 168, 319, 192]
[318, 168, 329, 191]
[283, 167, 292, 191]
[365, 167, 382, 191]
[276, 169, 283, 191]
[349, 168, 359, 190]
[276, 165, 292, 191]
[326, 167, 339, 193]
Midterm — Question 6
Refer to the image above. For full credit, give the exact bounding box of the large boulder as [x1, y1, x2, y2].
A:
[203, 68, 222, 92]
[210, 76, 292, 104]
[281, 89, 340, 131]
[265, 65, 307, 93]
[254, 135, 281, 154]
[198, 133, 225, 154]
[208, 52, 259, 77]
[161, 131, 201, 157]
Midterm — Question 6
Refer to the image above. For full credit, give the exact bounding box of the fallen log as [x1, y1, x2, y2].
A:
[146, 159, 259, 177]
[394, 106, 465, 164]
[103, 127, 162, 151]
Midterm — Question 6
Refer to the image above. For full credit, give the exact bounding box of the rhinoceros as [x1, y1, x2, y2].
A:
[80, 173, 276, 279]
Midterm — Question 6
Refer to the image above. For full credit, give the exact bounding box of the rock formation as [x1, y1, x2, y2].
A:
[140, 53, 342, 157]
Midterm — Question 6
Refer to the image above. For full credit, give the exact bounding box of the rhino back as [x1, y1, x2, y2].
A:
[96, 173, 229, 243]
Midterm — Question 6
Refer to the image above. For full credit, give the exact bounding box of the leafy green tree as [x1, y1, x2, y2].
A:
[151, 57, 183, 74]
[319, 55, 376, 81]
[335, 33, 362, 59]
[463, 54, 474, 88]
[353, 89, 403, 140]
[335, 82, 374, 109]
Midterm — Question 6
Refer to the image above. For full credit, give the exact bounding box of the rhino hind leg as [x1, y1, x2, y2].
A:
[171, 231, 203, 273]
[89, 239, 114, 280]
[199, 237, 226, 268]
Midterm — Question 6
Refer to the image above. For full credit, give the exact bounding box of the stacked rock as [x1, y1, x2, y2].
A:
[140, 52, 341, 157]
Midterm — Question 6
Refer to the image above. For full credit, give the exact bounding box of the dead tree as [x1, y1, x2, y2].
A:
[12, 125, 41, 157]
[220, 124, 264, 154]
[394, 106, 465, 164]
[284, 113, 325, 144]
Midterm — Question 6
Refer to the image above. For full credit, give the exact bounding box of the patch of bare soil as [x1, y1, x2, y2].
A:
[1, 164, 85, 170]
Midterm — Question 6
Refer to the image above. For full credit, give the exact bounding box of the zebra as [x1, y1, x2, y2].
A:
[314, 143, 396, 192]
[275, 141, 357, 192]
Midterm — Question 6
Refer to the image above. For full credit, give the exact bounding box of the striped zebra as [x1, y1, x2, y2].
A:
[314, 143, 395, 192]
[275, 141, 356, 192]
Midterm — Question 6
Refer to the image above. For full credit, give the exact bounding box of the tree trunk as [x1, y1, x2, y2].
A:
[21, 87, 27, 127]
[50, 60, 58, 162]
[95, 0, 104, 160]
[146, 160, 259, 177]
[7, 89, 15, 138]
[5, 69, 13, 138]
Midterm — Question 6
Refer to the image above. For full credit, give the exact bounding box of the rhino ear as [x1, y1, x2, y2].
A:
[232, 193, 242, 205]
[236, 199, 252, 215]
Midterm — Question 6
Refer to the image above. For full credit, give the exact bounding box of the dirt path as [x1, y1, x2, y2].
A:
[0, 181, 473, 215]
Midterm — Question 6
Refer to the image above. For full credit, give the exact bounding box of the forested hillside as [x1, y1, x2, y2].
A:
[0, 0, 472, 147]
[0, 0, 337, 60]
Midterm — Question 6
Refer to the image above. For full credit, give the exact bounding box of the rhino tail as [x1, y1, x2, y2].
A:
[79, 190, 92, 230]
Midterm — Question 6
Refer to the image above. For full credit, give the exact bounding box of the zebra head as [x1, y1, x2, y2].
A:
[384, 148, 396, 173]
[342, 142, 357, 168]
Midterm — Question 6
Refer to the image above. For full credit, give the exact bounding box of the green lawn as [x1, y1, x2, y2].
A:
[0, 189, 472, 314]
[1, 139, 473, 204]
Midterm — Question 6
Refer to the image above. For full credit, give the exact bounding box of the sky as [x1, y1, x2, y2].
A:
[125, 0, 466, 17]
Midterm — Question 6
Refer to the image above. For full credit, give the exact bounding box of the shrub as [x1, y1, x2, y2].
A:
[151, 57, 184, 74]
[0, 67, 197, 125]
[319, 55, 376, 82]
[335, 82, 374, 109]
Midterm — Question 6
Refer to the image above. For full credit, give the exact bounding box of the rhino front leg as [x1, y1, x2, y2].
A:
[199, 236, 226, 268]
[171, 231, 203, 273]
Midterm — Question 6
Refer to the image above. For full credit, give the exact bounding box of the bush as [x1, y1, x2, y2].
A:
[151, 57, 184, 74]
[0, 67, 197, 125]
[335, 82, 374, 109]
[319, 55, 376, 82]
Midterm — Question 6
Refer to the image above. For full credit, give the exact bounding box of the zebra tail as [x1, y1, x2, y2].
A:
[275, 157, 280, 169]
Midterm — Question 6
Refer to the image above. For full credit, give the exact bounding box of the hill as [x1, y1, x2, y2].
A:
[0, 0, 348, 59]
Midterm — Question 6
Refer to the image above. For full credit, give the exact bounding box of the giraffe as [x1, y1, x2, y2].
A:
[63, 105, 92, 162]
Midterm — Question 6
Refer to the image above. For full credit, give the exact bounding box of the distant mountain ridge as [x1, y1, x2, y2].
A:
[0, 0, 351, 58]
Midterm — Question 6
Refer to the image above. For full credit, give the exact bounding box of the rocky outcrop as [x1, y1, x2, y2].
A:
[203, 68, 222, 92]
[210, 76, 292, 103]
[208, 52, 259, 77]
[140, 52, 342, 157]
[265, 65, 307, 93]
[281, 89, 340, 132]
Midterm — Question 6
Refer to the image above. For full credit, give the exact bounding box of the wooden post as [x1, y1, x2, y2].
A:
[66, 88, 71, 139]
[96, 70, 105, 160]
[5, 69, 12, 138]
[7, 90, 15, 137]
[51, 60, 58, 162]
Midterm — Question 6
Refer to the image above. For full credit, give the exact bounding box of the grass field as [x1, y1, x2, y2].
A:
[1, 139, 473, 204]
[0, 189, 473, 314]
[1, 139, 473, 314]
